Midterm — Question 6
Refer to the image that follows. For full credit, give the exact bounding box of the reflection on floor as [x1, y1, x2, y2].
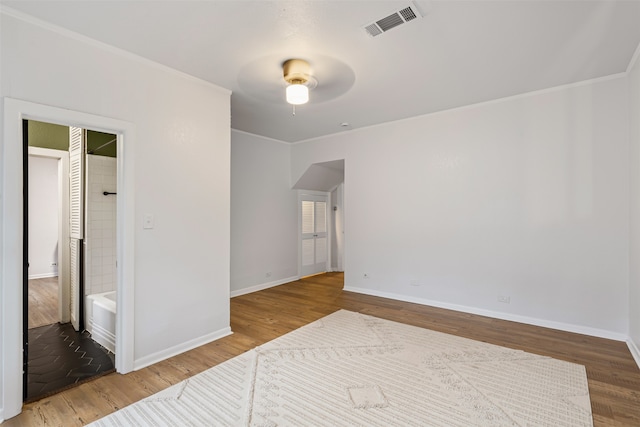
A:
[27, 322, 115, 403]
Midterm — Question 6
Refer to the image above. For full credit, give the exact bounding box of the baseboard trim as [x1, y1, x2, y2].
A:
[28, 273, 57, 280]
[133, 327, 233, 371]
[0, 408, 4, 424]
[343, 286, 628, 342]
[91, 323, 116, 354]
[627, 339, 640, 370]
[230, 275, 300, 298]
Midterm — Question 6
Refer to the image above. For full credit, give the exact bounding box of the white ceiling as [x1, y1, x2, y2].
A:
[4, 0, 640, 143]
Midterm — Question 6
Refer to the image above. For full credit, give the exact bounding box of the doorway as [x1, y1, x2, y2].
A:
[2, 98, 135, 419]
[292, 160, 345, 279]
[300, 193, 329, 277]
[24, 120, 117, 402]
[27, 152, 63, 329]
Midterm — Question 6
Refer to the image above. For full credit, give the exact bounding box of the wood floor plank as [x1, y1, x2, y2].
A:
[4, 272, 640, 426]
[28, 277, 59, 329]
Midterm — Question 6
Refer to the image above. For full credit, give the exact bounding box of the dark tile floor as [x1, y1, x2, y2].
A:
[27, 322, 115, 402]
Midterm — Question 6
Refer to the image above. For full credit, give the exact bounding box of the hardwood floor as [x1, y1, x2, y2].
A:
[5, 273, 640, 426]
[28, 277, 59, 329]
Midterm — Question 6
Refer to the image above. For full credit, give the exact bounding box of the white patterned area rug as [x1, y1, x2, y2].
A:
[89, 310, 593, 426]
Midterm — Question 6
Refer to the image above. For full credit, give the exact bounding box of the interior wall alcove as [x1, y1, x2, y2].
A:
[293, 159, 345, 276]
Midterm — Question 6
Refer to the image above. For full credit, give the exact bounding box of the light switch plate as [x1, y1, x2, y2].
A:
[143, 214, 154, 229]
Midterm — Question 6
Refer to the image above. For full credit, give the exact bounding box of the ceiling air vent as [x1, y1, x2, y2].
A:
[362, 3, 423, 38]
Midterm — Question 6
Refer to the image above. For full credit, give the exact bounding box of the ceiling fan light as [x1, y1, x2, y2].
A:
[286, 83, 309, 105]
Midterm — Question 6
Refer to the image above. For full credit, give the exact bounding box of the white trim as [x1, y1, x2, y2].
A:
[115, 128, 135, 375]
[133, 328, 233, 371]
[628, 339, 640, 370]
[292, 73, 627, 146]
[27, 146, 65, 157]
[58, 151, 70, 323]
[27, 273, 57, 280]
[344, 286, 629, 342]
[231, 129, 289, 146]
[91, 323, 116, 354]
[2, 100, 28, 419]
[230, 275, 300, 298]
[0, 6, 230, 97]
[2, 98, 136, 420]
[331, 182, 344, 273]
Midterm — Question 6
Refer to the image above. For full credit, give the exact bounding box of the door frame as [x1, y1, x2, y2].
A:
[28, 147, 71, 324]
[2, 98, 136, 419]
[298, 190, 331, 277]
[330, 183, 344, 272]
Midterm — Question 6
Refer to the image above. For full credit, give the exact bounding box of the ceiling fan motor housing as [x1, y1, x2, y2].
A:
[283, 58, 310, 84]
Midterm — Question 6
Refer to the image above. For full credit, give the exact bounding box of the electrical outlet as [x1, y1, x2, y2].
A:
[498, 295, 511, 303]
[363, 273, 369, 279]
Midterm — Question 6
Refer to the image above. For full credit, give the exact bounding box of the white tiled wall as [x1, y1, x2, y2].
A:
[84, 154, 117, 296]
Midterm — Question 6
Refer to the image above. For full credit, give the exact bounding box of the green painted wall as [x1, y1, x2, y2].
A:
[28, 120, 69, 151]
[87, 130, 117, 157]
[28, 120, 117, 157]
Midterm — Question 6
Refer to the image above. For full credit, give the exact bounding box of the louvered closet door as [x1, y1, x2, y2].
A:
[69, 127, 84, 239]
[69, 239, 80, 330]
[68, 126, 84, 331]
[300, 195, 328, 277]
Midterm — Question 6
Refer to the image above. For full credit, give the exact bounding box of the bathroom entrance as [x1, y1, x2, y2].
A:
[23, 120, 117, 402]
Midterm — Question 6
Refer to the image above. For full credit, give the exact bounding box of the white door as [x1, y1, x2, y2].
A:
[300, 195, 328, 277]
[68, 126, 85, 331]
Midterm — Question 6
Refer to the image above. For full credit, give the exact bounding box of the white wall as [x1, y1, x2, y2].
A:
[1, 10, 230, 418]
[85, 154, 117, 296]
[292, 76, 630, 338]
[27, 155, 59, 279]
[230, 130, 298, 295]
[629, 48, 640, 360]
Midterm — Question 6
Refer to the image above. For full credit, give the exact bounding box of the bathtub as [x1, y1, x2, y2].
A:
[86, 291, 116, 354]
